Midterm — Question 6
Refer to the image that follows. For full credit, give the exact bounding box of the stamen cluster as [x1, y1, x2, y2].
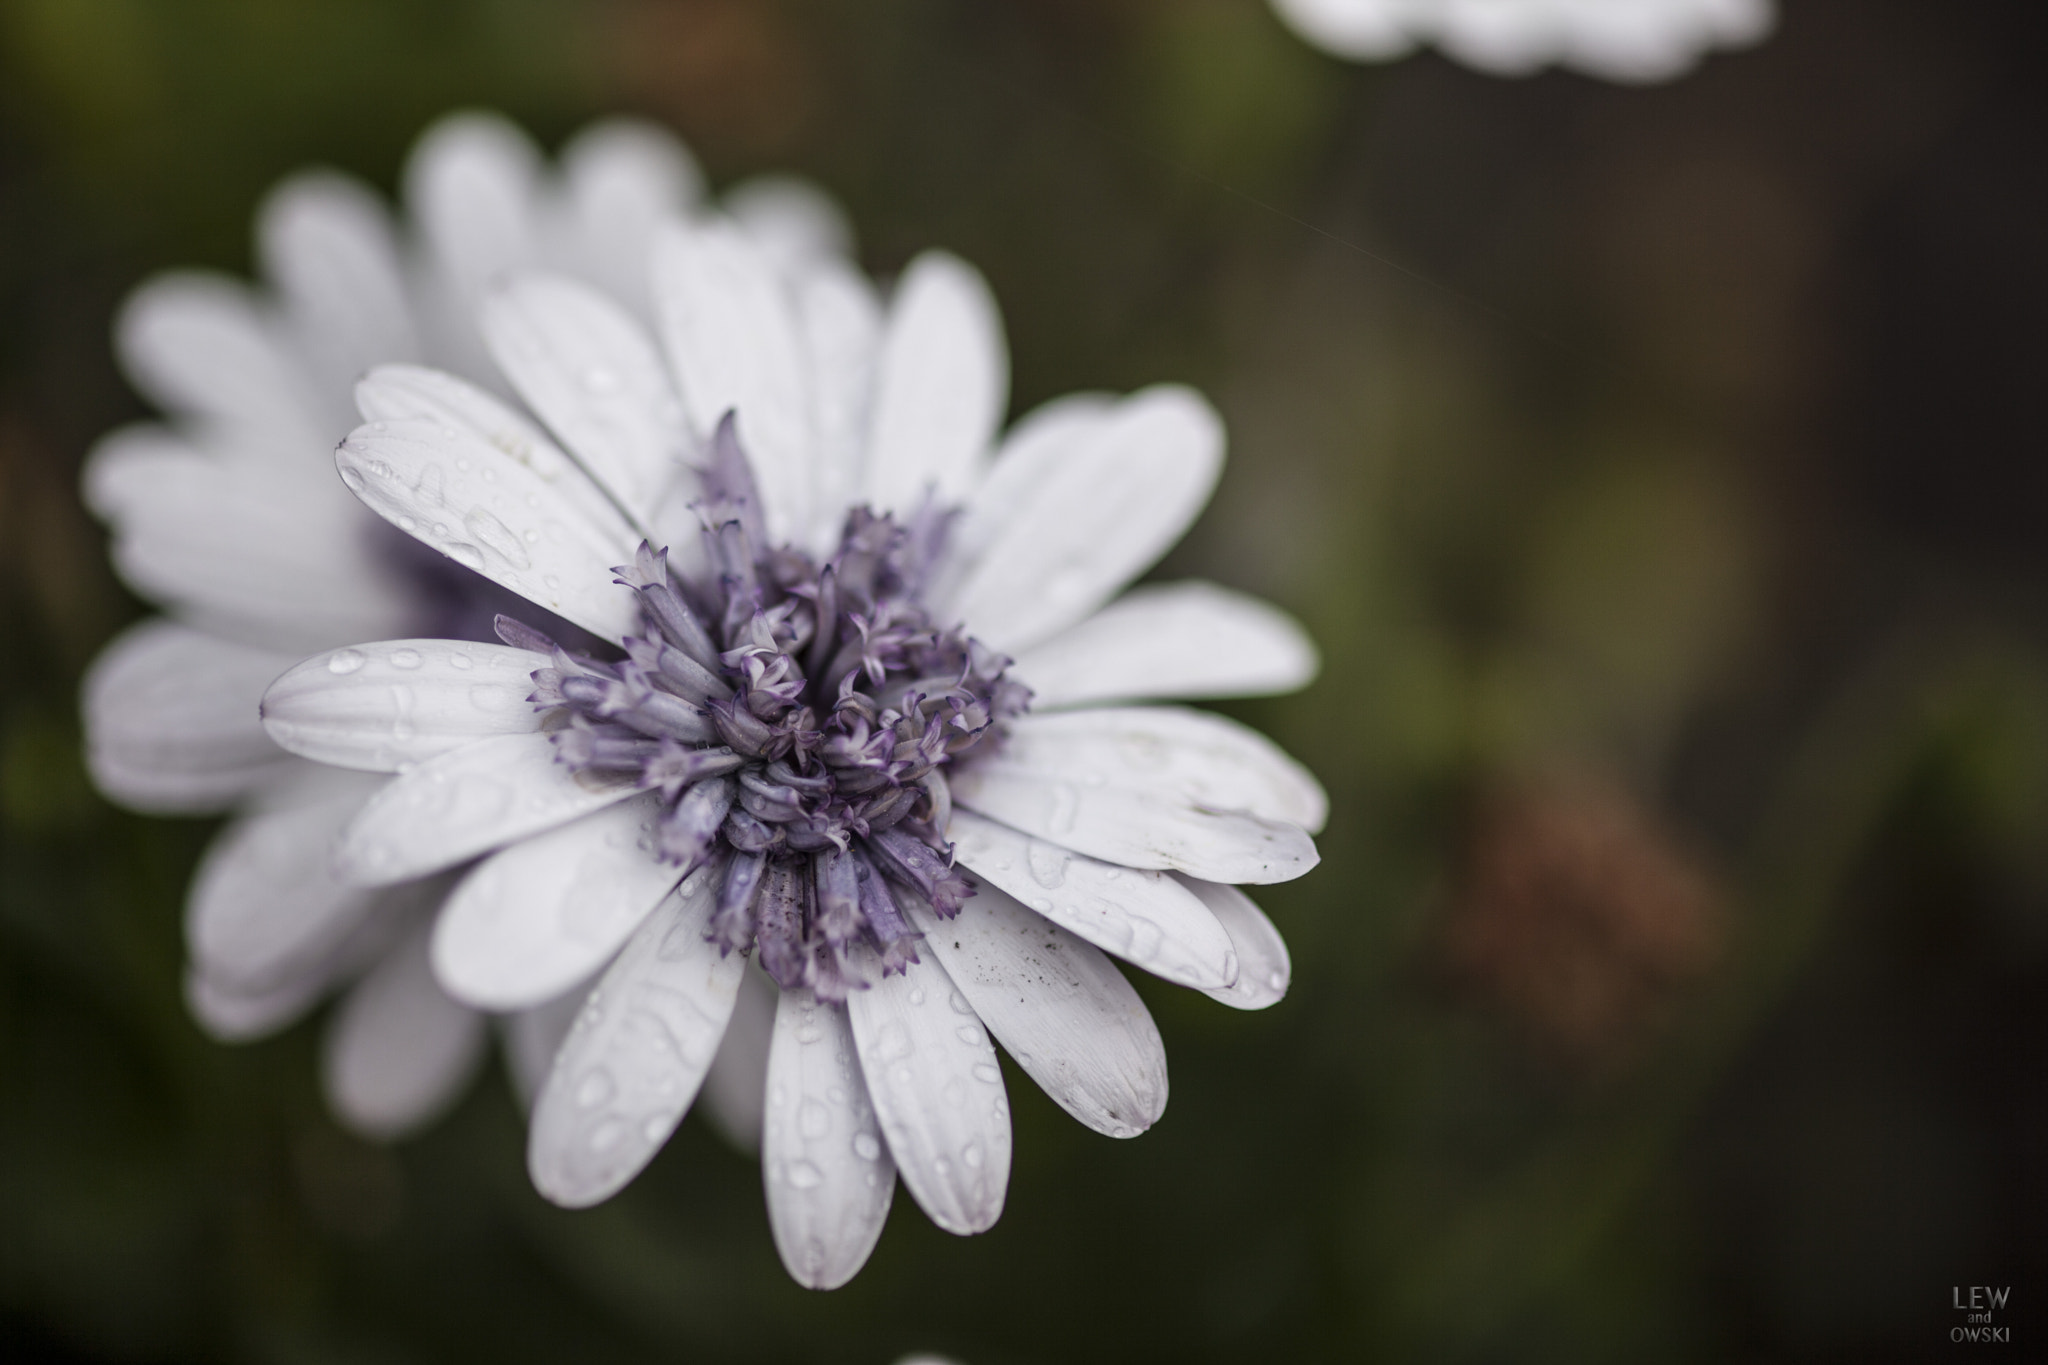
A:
[499, 417, 1029, 1001]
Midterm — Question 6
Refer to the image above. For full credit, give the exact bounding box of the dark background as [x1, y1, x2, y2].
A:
[1, 1, 2042, 1360]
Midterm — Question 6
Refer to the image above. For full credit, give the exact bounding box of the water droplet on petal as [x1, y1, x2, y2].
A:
[798, 1099, 831, 1140]
[574, 1068, 614, 1110]
[852, 1133, 881, 1161]
[390, 648, 422, 670]
[327, 649, 366, 675]
[786, 1160, 823, 1190]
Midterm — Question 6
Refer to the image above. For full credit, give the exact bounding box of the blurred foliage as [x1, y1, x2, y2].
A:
[3, 0, 2045, 1362]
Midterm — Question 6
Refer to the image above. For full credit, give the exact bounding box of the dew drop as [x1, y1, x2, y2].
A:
[1029, 897, 1053, 913]
[1026, 840, 1070, 889]
[642, 1115, 669, 1144]
[448, 651, 473, 670]
[796, 1023, 823, 1046]
[786, 1160, 823, 1190]
[574, 1067, 614, 1110]
[327, 649, 366, 675]
[339, 468, 365, 492]
[962, 1140, 984, 1169]
[390, 647, 422, 670]
[852, 1133, 881, 1161]
[970, 1063, 1000, 1085]
[1267, 970, 1287, 991]
[907, 987, 925, 1007]
[589, 1119, 625, 1153]
[447, 542, 485, 571]
[956, 1025, 985, 1047]
[396, 515, 416, 532]
[798, 1099, 831, 1140]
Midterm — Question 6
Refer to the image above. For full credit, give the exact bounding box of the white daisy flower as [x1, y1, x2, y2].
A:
[80, 109, 853, 1140]
[258, 213, 1325, 1285]
[1271, 0, 1775, 83]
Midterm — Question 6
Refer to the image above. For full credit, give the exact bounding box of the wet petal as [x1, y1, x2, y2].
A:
[333, 731, 638, 886]
[906, 887, 1166, 1139]
[323, 918, 489, 1140]
[188, 767, 386, 994]
[860, 251, 1007, 516]
[763, 989, 896, 1289]
[938, 385, 1223, 652]
[1013, 581, 1319, 709]
[404, 111, 543, 387]
[482, 272, 691, 525]
[432, 794, 677, 1010]
[553, 118, 704, 316]
[337, 390, 640, 641]
[86, 427, 411, 650]
[504, 980, 591, 1110]
[994, 707, 1325, 831]
[699, 960, 776, 1153]
[258, 170, 418, 422]
[792, 259, 882, 556]
[652, 218, 815, 548]
[724, 174, 854, 276]
[81, 618, 294, 813]
[115, 272, 325, 451]
[1177, 877, 1292, 1011]
[528, 868, 746, 1207]
[948, 708, 1323, 884]
[262, 639, 546, 772]
[947, 810, 1237, 990]
[186, 963, 331, 1043]
[846, 949, 1011, 1235]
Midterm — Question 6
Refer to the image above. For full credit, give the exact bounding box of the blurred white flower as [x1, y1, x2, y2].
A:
[259, 205, 1323, 1284]
[1271, 0, 1775, 83]
[81, 110, 850, 1140]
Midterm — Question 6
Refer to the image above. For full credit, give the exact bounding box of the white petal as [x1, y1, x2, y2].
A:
[336, 394, 640, 642]
[1013, 581, 1319, 708]
[935, 391, 1113, 587]
[403, 112, 544, 388]
[1177, 877, 1291, 1010]
[724, 174, 854, 275]
[860, 252, 1007, 516]
[258, 170, 418, 421]
[333, 731, 637, 887]
[81, 618, 293, 813]
[432, 794, 677, 1010]
[793, 260, 883, 555]
[350, 362, 627, 533]
[186, 963, 330, 1042]
[553, 118, 704, 315]
[699, 960, 776, 1153]
[845, 949, 1011, 1235]
[115, 272, 324, 449]
[940, 386, 1223, 652]
[85, 426, 412, 650]
[948, 707, 1324, 883]
[481, 273, 692, 524]
[947, 810, 1237, 990]
[528, 868, 745, 1206]
[262, 639, 546, 772]
[323, 918, 488, 1140]
[986, 706, 1325, 829]
[762, 989, 896, 1289]
[906, 886, 1166, 1138]
[652, 218, 815, 548]
[187, 767, 386, 994]
[504, 980, 591, 1111]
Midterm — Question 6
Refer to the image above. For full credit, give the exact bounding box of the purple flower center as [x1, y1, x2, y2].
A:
[498, 415, 1030, 1001]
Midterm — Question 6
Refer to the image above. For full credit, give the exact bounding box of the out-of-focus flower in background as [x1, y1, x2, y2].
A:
[1440, 770, 1723, 1070]
[1270, 0, 1776, 82]
[78, 109, 851, 1142]
[258, 190, 1324, 1285]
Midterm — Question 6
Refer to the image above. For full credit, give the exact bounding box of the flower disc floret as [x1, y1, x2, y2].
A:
[505, 416, 1028, 1001]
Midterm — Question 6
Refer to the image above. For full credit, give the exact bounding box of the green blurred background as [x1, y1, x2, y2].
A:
[2, 1, 2043, 1360]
